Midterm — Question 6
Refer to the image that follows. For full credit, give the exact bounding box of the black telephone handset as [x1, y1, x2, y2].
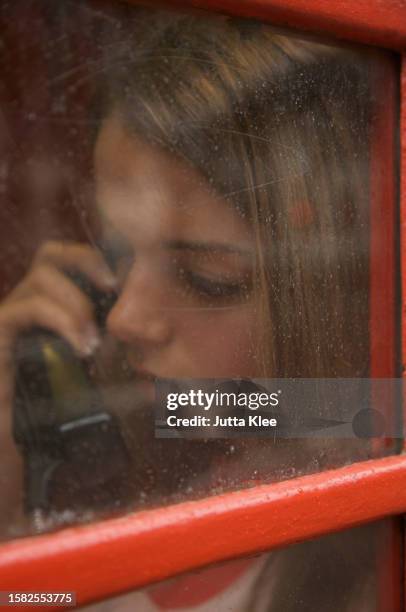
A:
[12, 272, 132, 524]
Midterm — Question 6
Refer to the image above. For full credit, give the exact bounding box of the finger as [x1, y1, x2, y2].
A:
[34, 241, 117, 290]
[0, 295, 100, 357]
[28, 263, 96, 331]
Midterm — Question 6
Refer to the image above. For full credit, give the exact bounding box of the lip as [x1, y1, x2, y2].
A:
[127, 354, 157, 381]
[133, 366, 157, 382]
[126, 358, 157, 402]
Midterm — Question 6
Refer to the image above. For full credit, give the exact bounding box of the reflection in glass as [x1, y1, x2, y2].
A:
[0, 1, 398, 538]
[80, 521, 392, 611]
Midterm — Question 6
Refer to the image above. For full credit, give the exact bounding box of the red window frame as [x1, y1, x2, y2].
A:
[0, 0, 405, 609]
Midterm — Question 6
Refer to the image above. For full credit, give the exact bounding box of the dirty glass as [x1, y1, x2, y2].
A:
[79, 520, 398, 611]
[0, 0, 400, 540]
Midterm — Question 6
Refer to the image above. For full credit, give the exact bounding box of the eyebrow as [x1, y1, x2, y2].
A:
[166, 239, 253, 258]
[100, 226, 253, 260]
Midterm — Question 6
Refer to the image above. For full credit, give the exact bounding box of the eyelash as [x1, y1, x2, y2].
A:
[177, 267, 252, 301]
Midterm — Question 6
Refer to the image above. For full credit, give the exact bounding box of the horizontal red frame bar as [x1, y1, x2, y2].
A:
[127, 0, 406, 50]
[1, 454, 406, 608]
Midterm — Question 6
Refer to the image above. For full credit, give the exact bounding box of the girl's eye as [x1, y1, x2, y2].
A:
[177, 267, 252, 301]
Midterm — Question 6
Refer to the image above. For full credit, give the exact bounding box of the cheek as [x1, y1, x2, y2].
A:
[177, 305, 261, 378]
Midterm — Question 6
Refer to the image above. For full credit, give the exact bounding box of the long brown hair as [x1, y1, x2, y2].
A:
[96, 6, 372, 380]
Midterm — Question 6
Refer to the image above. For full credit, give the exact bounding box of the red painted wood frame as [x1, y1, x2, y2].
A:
[0, 0, 404, 609]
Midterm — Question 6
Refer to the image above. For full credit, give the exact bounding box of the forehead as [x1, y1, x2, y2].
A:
[94, 115, 253, 247]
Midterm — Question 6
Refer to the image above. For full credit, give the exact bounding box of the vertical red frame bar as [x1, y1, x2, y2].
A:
[401, 52, 406, 612]
[401, 55, 406, 447]
[370, 55, 398, 380]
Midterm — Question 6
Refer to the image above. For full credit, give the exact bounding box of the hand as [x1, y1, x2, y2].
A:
[0, 240, 116, 530]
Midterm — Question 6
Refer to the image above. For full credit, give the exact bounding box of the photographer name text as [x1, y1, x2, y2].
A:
[166, 414, 277, 428]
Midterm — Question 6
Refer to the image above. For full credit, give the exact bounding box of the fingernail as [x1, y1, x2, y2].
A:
[82, 325, 101, 355]
[102, 269, 117, 288]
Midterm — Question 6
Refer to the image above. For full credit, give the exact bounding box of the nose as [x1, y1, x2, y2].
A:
[106, 267, 172, 346]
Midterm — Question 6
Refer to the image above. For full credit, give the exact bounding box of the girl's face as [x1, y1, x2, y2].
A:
[94, 115, 262, 384]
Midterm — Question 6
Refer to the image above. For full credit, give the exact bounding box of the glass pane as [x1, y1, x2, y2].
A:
[0, 0, 399, 539]
[78, 520, 399, 611]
